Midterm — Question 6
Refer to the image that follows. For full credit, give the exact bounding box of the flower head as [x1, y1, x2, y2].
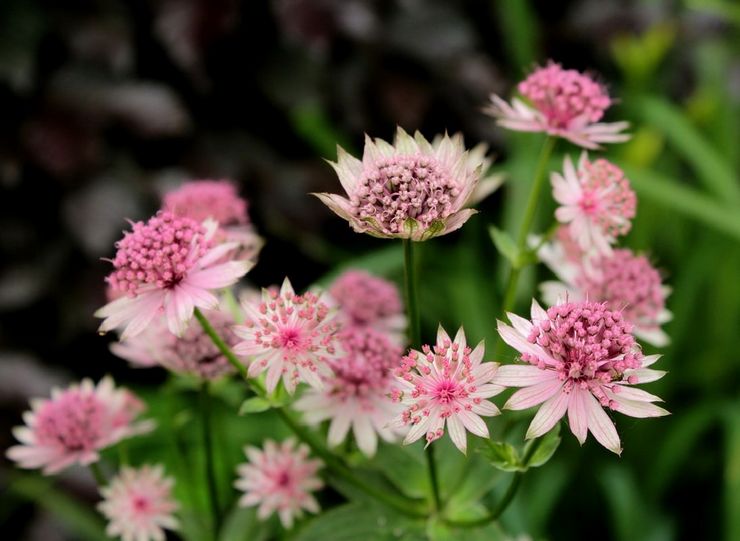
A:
[315, 127, 495, 241]
[98, 464, 179, 541]
[540, 244, 672, 347]
[328, 270, 406, 340]
[96, 210, 252, 339]
[234, 278, 340, 394]
[486, 61, 629, 149]
[494, 299, 669, 455]
[551, 154, 636, 255]
[390, 326, 502, 454]
[294, 326, 403, 456]
[7, 377, 153, 474]
[235, 439, 323, 529]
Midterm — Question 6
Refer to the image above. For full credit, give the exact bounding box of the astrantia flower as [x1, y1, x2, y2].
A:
[111, 306, 238, 379]
[494, 300, 669, 455]
[539, 243, 672, 347]
[314, 127, 495, 241]
[98, 464, 179, 541]
[95, 210, 252, 340]
[163, 179, 263, 263]
[390, 326, 502, 454]
[233, 278, 340, 394]
[294, 326, 403, 457]
[328, 270, 406, 340]
[7, 377, 153, 474]
[551, 154, 636, 255]
[486, 61, 629, 149]
[235, 439, 323, 529]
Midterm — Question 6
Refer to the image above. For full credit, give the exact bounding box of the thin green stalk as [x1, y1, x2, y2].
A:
[200, 381, 222, 536]
[89, 463, 106, 487]
[193, 308, 427, 519]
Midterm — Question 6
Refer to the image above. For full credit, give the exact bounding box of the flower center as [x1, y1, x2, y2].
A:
[277, 328, 304, 351]
[329, 271, 402, 325]
[351, 154, 460, 234]
[578, 191, 601, 215]
[35, 390, 104, 452]
[164, 180, 249, 226]
[433, 379, 460, 404]
[275, 470, 292, 488]
[581, 159, 636, 237]
[132, 495, 150, 512]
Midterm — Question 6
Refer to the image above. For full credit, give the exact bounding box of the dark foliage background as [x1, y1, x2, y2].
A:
[1, 0, 739, 540]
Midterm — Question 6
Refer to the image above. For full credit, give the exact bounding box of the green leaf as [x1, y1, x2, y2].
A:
[479, 440, 524, 472]
[293, 503, 423, 541]
[525, 425, 561, 468]
[488, 226, 520, 268]
[238, 397, 272, 415]
[219, 506, 273, 541]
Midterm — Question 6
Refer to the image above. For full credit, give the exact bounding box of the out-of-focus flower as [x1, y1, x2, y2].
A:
[327, 269, 406, 341]
[98, 464, 179, 541]
[539, 242, 672, 347]
[314, 127, 496, 241]
[390, 326, 502, 454]
[6, 377, 153, 474]
[111, 305, 238, 379]
[95, 211, 252, 339]
[485, 61, 629, 149]
[234, 278, 340, 394]
[551, 154, 636, 256]
[163, 179, 263, 264]
[294, 326, 403, 456]
[234, 439, 322, 529]
[494, 300, 669, 455]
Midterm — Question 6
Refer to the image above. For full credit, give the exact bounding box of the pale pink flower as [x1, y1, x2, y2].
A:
[111, 306, 238, 379]
[95, 210, 252, 340]
[390, 326, 502, 454]
[163, 179, 264, 263]
[294, 326, 404, 457]
[328, 269, 406, 341]
[314, 127, 496, 241]
[6, 377, 154, 474]
[235, 439, 323, 529]
[551, 154, 636, 256]
[539, 242, 672, 347]
[485, 61, 630, 149]
[494, 299, 669, 455]
[233, 278, 340, 394]
[98, 464, 179, 541]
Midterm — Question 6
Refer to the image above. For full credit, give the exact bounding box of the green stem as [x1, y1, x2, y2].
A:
[89, 462, 106, 486]
[494, 136, 556, 360]
[193, 308, 427, 519]
[444, 437, 543, 528]
[200, 381, 222, 536]
[402, 239, 442, 513]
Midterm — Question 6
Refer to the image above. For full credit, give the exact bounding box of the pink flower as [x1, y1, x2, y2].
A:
[7, 377, 154, 474]
[98, 464, 179, 541]
[486, 61, 630, 149]
[233, 278, 340, 394]
[494, 299, 669, 455]
[314, 127, 497, 241]
[328, 270, 406, 341]
[294, 326, 404, 457]
[390, 326, 502, 454]
[95, 211, 252, 340]
[539, 242, 672, 347]
[163, 179, 264, 263]
[111, 305, 239, 379]
[551, 154, 636, 256]
[235, 439, 323, 529]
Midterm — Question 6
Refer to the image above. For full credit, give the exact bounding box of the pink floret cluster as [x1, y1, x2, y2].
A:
[164, 180, 249, 226]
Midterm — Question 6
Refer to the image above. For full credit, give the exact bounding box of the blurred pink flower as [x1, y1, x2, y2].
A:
[551, 154, 636, 256]
[234, 278, 340, 394]
[494, 300, 668, 455]
[95, 211, 252, 340]
[314, 127, 497, 241]
[390, 326, 502, 454]
[7, 377, 153, 474]
[294, 326, 403, 457]
[235, 439, 323, 529]
[486, 61, 630, 149]
[98, 464, 179, 541]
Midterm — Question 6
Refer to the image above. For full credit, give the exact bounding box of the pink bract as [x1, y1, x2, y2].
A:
[494, 299, 669, 455]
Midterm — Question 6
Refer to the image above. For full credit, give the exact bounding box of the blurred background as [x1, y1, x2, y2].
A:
[1, 0, 739, 540]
